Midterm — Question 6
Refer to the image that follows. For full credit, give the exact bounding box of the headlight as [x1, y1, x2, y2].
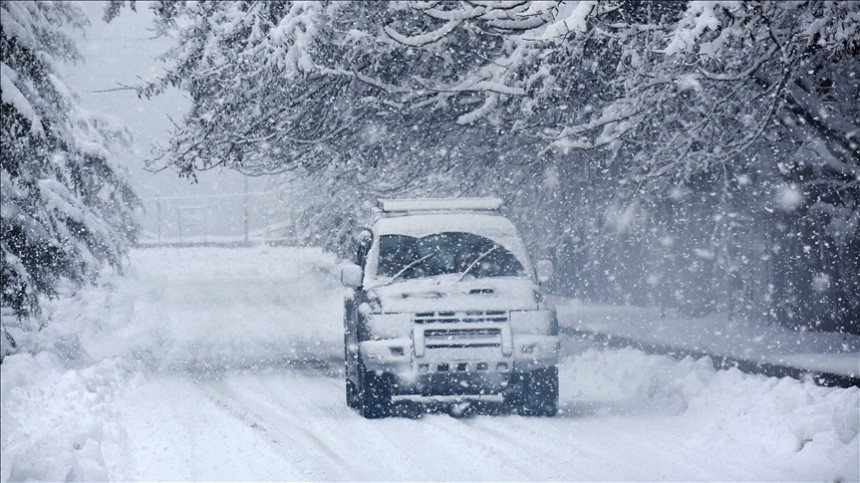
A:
[509, 309, 558, 335]
[365, 312, 413, 339]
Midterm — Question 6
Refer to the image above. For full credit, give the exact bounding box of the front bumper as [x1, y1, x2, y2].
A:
[360, 334, 558, 396]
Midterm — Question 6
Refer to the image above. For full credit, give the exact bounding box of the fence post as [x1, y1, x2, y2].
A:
[156, 198, 162, 243]
[243, 177, 249, 245]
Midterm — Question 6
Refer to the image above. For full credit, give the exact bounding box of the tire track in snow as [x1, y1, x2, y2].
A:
[415, 414, 566, 480]
[233, 373, 369, 480]
[465, 416, 580, 477]
[196, 371, 371, 480]
[358, 416, 486, 481]
[193, 380, 339, 479]
[204, 369, 537, 481]
[255, 374, 468, 481]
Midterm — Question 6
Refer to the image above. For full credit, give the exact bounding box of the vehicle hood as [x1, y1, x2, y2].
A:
[367, 276, 540, 313]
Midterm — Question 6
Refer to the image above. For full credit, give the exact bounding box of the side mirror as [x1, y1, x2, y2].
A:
[536, 260, 554, 284]
[341, 263, 363, 288]
[356, 228, 373, 246]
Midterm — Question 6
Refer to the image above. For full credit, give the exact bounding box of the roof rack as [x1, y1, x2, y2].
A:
[377, 197, 503, 213]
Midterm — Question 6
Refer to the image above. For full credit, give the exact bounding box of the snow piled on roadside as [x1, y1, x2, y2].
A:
[562, 348, 859, 480]
[1, 353, 136, 481]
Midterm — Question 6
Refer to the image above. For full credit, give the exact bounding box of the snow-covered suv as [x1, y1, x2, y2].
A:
[341, 198, 558, 418]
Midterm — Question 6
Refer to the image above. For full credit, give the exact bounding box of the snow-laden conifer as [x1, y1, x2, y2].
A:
[1, 1, 138, 348]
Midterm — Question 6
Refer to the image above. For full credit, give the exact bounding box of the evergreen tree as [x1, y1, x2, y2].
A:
[1, 1, 138, 348]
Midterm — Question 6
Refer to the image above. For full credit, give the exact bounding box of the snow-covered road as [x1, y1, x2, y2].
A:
[2, 246, 857, 481]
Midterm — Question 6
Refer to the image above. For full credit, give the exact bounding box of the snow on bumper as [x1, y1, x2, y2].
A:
[511, 334, 559, 372]
[360, 338, 413, 374]
[359, 334, 558, 375]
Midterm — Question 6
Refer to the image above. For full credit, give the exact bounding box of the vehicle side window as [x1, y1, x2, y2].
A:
[377, 235, 420, 277]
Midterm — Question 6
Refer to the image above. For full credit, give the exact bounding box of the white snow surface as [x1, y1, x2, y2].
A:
[2, 246, 858, 482]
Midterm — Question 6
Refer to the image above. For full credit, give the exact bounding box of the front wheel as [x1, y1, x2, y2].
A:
[507, 366, 558, 417]
[358, 360, 392, 419]
[346, 379, 359, 409]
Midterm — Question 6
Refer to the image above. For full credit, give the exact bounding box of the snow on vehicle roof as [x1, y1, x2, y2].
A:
[378, 197, 503, 212]
[374, 212, 531, 270]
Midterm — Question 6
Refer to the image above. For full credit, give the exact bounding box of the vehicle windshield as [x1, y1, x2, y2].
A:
[376, 232, 525, 281]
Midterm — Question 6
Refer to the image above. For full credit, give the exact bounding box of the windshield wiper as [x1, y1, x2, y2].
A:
[386, 252, 435, 286]
[458, 246, 498, 282]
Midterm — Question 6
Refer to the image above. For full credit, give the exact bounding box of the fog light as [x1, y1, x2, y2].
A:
[389, 347, 404, 356]
[521, 344, 535, 354]
[418, 363, 430, 373]
[496, 362, 508, 372]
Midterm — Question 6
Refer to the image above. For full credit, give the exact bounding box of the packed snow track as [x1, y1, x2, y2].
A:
[2, 247, 857, 481]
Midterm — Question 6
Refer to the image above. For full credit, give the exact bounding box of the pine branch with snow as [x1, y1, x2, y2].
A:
[1, 1, 139, 348]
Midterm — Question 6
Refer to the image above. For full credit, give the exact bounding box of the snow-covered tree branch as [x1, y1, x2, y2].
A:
[1, 2, 138, 343]
[140, 0, 858, 333]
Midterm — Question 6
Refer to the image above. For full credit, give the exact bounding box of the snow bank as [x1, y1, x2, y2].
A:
[560, 348, 859, 480]
[1, 353, 134, 481]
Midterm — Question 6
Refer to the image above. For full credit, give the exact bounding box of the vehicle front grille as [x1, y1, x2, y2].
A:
[413, 310, 507, 324]
[423, 328, 502, 349]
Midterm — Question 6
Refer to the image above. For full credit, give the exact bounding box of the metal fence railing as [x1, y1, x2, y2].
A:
[137, 188, 287, 247]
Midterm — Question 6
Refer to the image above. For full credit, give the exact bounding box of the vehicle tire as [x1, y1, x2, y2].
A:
[344, 332, 358, 409]
[346, 379, 359, 409]
[358, 360, 392, 419]
[518, 366, 558, 417]
[502, 378, 524, 413]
